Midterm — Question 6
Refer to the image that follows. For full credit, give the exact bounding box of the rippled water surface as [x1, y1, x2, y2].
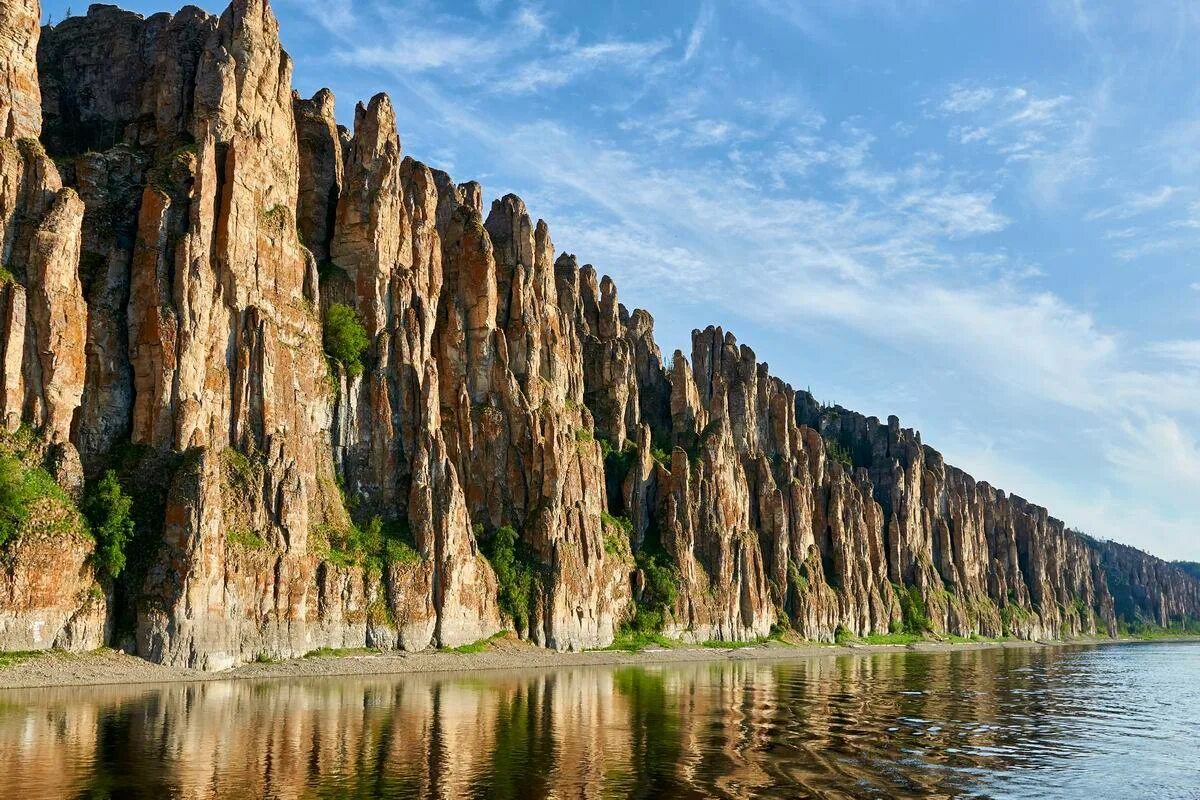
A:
[1, 642, 1198, 799]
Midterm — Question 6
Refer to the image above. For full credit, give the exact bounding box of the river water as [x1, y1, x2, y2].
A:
[0, 642, 1196, 799]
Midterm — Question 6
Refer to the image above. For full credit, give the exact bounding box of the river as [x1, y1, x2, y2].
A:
[0, 641, 1196, 798]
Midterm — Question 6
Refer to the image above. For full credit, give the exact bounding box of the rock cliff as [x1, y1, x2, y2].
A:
[0, 1, 1194, 668]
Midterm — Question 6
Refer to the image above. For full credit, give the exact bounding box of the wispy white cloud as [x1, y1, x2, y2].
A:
[330, 3, 667, 96]
[941, 86, 996, 114]
[684, 3, 715, 63]
[1085, 185, 1179, 221]
[1148, 339, 1200, 369]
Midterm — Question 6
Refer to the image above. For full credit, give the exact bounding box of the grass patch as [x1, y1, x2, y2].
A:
[0, 650, 45, 670]
[0, 451, 81, 548]
[445, 631, 506, 654]
[861, 632, 923, 645]
[227, 527, 267, 550]
[304, 647, 380, 658]
[700, 637, 770, 649]
[600, 630, 678, 652]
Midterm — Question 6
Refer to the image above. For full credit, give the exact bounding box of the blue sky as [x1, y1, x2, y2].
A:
[44, 1, 1200, 560]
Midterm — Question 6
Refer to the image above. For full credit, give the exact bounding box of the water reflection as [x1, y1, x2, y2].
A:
[1, 643, 1198, 799]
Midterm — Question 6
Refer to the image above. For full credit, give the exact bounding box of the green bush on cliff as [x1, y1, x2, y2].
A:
[896, 584, 932, 635]
[483, 525, 541, 635]
[323, 303, 370, 377]
[322, 515, 421, 571]
[0, 454, 36, 547]
[825, 438, 854, 469]
[82, 470, 134, 580]
[621, 526, 679, 637]
[0, 452, 78, 548]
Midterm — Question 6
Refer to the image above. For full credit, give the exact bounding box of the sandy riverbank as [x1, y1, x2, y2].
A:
[1, 634, 1181, 691]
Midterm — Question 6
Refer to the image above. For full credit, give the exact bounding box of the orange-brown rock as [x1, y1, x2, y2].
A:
[0, 0, 41, 140]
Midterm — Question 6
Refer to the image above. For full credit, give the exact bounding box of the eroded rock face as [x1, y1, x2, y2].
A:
[2, 0, 1197, 670]
[0, 514, 106, 652]
[0, 0, 41, 140]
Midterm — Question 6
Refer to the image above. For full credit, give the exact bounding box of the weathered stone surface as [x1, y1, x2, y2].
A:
[0, 524, 106, 652]
[26, 187, 86, 443]
[0, 0, 41, 140]
[293, 88, 342, 266]
[1, 0, 1196, 671]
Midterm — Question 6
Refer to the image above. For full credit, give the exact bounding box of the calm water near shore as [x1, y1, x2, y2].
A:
[0, 642, 1196, 799]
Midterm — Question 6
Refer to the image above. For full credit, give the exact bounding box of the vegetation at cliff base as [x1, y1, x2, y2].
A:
[603, 629, 677, 652]
[445, 631, 507, 654]
[0, 650, 45, 670]
[608, 526, 680, 648]
[323, 302, 370, 377]
[483, 525, 542, 636]
[82, 469, 134, 580]
[895, 584, 932, 635]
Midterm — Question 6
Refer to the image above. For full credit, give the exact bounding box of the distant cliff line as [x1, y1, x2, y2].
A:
[0, 0, 1195, 669]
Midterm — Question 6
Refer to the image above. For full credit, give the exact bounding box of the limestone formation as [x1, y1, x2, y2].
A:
[0, 0, 1194, 669]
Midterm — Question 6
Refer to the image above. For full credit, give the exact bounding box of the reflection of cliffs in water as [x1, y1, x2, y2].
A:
[2, 645, 1181, 799]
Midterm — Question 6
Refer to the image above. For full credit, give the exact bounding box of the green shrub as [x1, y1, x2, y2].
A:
[483, 525, 542, 635]
[323, 303, 370, 377]
[896, 584, 931, 635]
[627, 527, 679, 635]
[602, 627, 676, 652]
[227, 527, 267, 550]
[575, 428, 593, 444]
[82, 470, 134, 579]
[825, 438, 853, 469]
[788, 562, 809, 595]
[0, 454, 36, 547]
[601, 512, 632, 556]
[0, 453, 76, 548]
[602, 439, 638, 483]
[322, 515, 421, 571]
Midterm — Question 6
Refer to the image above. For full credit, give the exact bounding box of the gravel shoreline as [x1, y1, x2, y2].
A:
[0, 636, 1178, 691]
